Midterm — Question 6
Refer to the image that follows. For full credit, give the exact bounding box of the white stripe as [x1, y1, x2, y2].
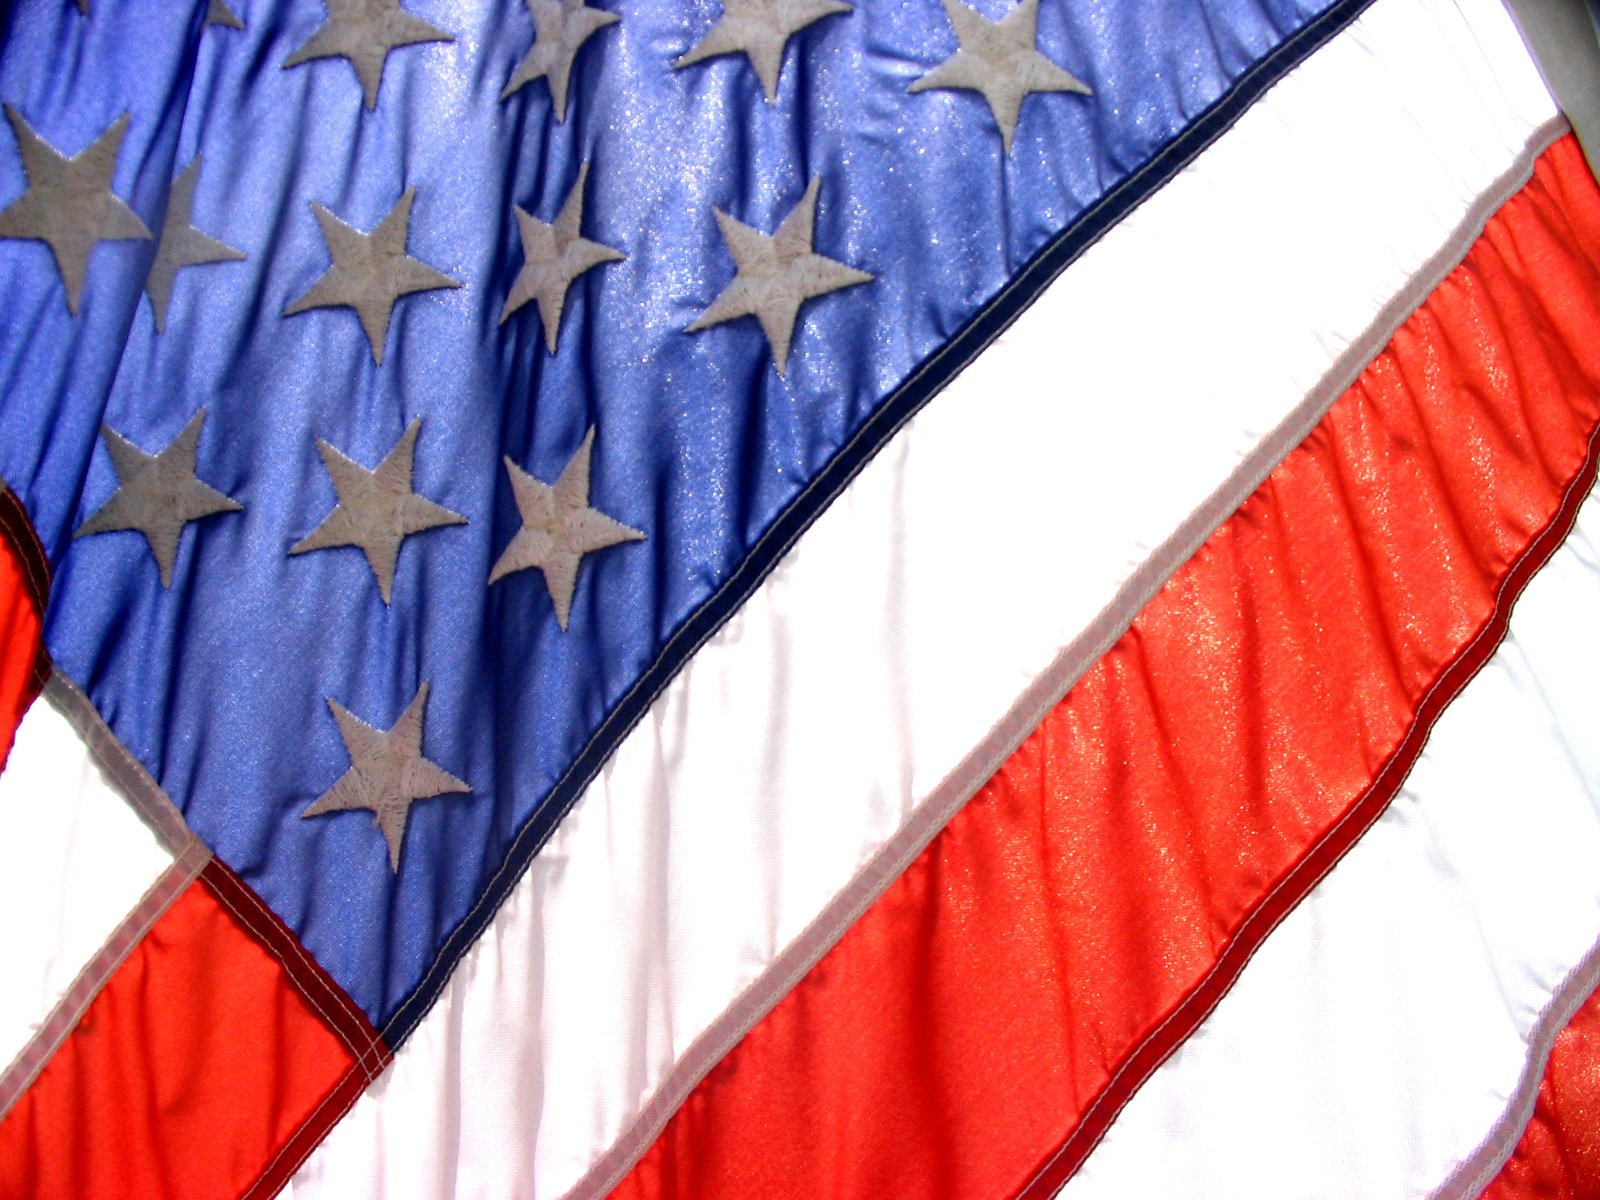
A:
[0, 690, 175, 1076]
[290, 1, 1558, 1195]
[1060, 477, 1600, 1200]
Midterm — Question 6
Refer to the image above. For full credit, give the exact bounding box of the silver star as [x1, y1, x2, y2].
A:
[283, 0, 453, 112]
[489, 428, 643, 630]
[0, 106, 151, 315]
[500, 161, 623, 353]
[208, 0, 245, 29]
[290, 418, 465, 604]
[676, 0, 851, 103]
[686, 176, 871, 376]
[146, 157, 245, 334]
[501, 0, 620, 122]
[303, 682, 469, 871]
[74, 410, 242, 588]
[284, 187, 460, 365]
[908, 0, 1090, 153]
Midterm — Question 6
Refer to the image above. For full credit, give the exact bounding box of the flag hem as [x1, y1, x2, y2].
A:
[1433, 914, 1600, 1196]
[0, 838, 207, 1124]
[554, 111, 1571, 1200]
[1014, 298, 1600, 1200]
[382, 0, 1385, 1048]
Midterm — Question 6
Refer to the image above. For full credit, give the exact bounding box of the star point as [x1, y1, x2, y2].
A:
[284, 0, 453, 111]
[500, 161, 624, 353]
[686, 175, 871, 375]
[147, 156, 246, 333]
[207, 0, 245, 29]
[502, 0, 620, 122]
[290, 418, 466, 604]
[74, 410, 242, 588]
[908, 0, 1091, 153]
[284, 187, 460, 365]
[303, 682, 469, 871]
[0, 106, 152, 315]
[675, 0, 852, 103]
[490, 428, 644, 630]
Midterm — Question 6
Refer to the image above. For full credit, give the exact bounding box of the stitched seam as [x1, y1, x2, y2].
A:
[204, 878, 384, 1078]
[383, 0, 1384, 1045]
[36, 631, 382, 1067]
[0, 845, 208, 1124]
[554, 113, 1571, 1200]
[43, 672, 193, 855]
[35, 673, 387, 1075]
[200, 869, 385, 1077]
[214, 867, 385, 1074]
[1016, 311, 1600, 1198]
[238, 1061, 371, 1200]
[1432, 933, 1600, 1200]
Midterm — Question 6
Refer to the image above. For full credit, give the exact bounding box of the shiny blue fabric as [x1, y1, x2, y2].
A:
[0, 0, 1332, 1029]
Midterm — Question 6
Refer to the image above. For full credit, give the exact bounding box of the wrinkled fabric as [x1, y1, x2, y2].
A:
[0, 0, 1325, 1027]
[609, 129, 1600, 1200]
[286, 2, 1566, 1195]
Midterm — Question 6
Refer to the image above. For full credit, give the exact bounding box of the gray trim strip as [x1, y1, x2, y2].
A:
[1431, 928, 1600, 1199]
[1504, 0, 1600, 177]
[44, 671, 195, 858]
[0, 671, 210, 1123]
[0, 844, 209, 1123]
[557, 117, 1570, 1200]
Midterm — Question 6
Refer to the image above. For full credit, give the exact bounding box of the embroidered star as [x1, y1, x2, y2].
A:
[283, 0, 453, 111]
[502, 0, 620, 122]
[490, 428, 643, 630]
[284, 187, 460, 365]
[0, 106, 151, 315]
[909, 0, 1091, 153]
[676, 0, 851, 102]
[146, 157, 245, 333]
[76, 0, 244, 26]
[290, 419, 465, 604]
[208, 0, 245, 29]
[74, 410, 242, 588]
[687, 176, 871, 376]
[500, 161, 623, 353]
[303, 682, 469, 871]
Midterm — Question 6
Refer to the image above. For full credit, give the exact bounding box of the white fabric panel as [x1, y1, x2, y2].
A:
[1061, 481, 1600, 1200]
[290, 1, 1558, 1196]
[0, 691, 174, 1075]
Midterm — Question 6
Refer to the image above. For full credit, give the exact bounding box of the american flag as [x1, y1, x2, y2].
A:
[1, 0, 1599, 1196]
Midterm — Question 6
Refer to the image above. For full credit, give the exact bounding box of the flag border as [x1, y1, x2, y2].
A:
[383, 0, 1384, 1046]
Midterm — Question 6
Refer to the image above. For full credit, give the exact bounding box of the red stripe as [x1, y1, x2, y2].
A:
[608, 135, 1600, 1200]
[0, 489, 46, 768]
[0, 866, 388, 1199]
[1481, 975, 1600, 1199]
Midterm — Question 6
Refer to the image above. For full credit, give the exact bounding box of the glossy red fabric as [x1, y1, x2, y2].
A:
[0, 490, 46, 768]
[0, 864, 378, 1200]
[1481, 978, 1600, 1199]
[609, 136, 1600, 1200]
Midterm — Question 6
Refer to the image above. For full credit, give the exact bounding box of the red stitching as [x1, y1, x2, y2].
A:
[1015, 192, 1600, 1200]
[199, 864, 387, 1076]
[239, 1061, 371, 1200]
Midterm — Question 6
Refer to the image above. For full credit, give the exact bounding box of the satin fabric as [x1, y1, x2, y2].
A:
[0, 0, 1332, 1026]
[286, 0, 1562, 1192]
[606, 130, 1600, 1200]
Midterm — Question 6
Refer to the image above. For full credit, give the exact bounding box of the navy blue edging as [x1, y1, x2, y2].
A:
[385, 0, 1380, 1042]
